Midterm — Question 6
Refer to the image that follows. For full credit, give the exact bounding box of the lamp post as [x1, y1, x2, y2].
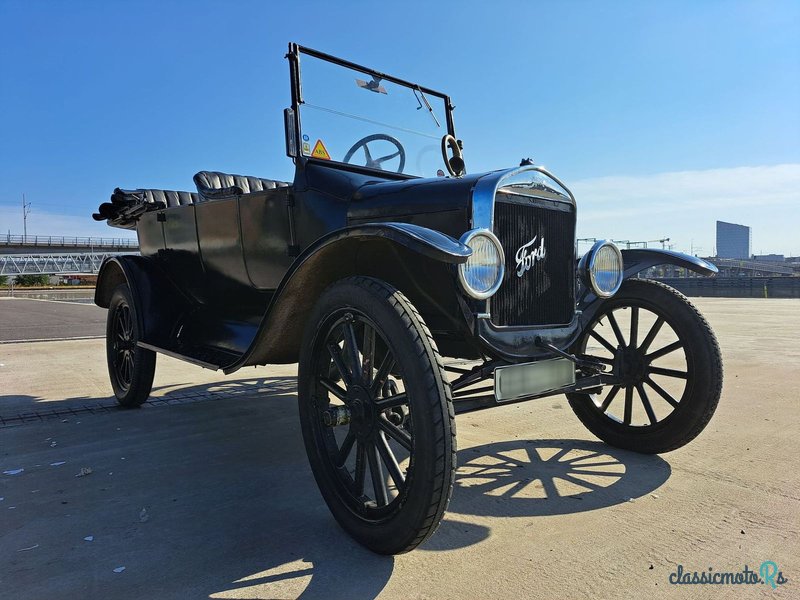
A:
[22, 194, 32, 243]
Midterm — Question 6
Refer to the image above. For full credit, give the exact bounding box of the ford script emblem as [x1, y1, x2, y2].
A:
[515, 236, 546, 277]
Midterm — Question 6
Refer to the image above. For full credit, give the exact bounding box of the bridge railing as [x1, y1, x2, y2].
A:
[707, 257, 794, 275]
[0, 252, 139, 275]
[1, 234, 139, 248]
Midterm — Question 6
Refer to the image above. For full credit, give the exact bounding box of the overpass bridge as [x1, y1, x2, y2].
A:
[0, 252, 139, 276]
[705, 257, 795, 277]
[1, 234, 138, 255]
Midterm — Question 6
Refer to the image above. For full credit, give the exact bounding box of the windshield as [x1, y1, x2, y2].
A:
[296, 49, 453, 178]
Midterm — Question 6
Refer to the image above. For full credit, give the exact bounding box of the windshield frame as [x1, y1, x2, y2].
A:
[285, 43, 457, 179]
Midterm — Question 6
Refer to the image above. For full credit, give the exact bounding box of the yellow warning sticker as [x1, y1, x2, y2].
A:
[311, 139, 331, 160]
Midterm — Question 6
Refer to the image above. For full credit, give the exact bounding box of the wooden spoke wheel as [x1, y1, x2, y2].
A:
[568, 280, 722, 454]
[298, 277, 455, 554]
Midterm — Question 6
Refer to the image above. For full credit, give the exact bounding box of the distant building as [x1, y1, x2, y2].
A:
[753, 254, 785, 263]
[716, 221, 751, 259]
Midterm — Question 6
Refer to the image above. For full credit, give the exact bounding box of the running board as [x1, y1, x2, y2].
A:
[137, 342, 241, 371]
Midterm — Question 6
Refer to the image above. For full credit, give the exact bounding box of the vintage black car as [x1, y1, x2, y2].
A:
[93, 44, 723, 554]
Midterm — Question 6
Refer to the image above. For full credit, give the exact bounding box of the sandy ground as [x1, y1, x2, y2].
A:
[0, 298, 798, 599]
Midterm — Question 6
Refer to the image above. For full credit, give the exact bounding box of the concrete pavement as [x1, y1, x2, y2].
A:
[0, 297, 105, 342]
[1, 298, 798, 599]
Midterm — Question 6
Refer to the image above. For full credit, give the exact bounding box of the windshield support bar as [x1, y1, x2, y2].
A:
[291, 43, 452, 106]
[285, 42, 457, 166]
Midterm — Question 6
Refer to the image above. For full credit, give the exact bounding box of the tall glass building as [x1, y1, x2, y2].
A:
[716, 221, 751, 259]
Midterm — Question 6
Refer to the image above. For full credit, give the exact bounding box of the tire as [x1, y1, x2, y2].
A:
[106, 283, 156, 407]
[567, 279, 722, 454]
[298, 276, 456, 554]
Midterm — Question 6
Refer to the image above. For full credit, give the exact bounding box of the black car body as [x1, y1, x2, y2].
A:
[93, 44, 723, 554]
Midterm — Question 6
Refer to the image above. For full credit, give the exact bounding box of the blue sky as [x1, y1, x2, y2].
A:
[1, 0, 798, 255]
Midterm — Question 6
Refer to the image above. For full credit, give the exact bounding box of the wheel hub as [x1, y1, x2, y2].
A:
[348, 385, 376, 438]
[616, 347, 648, 386]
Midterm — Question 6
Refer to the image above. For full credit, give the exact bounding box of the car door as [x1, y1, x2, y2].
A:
[239, 186, 295, 290]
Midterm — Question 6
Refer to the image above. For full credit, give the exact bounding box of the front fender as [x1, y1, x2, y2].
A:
[575, 249, 717, 332]
[621, 248, 717, 279]
[347, 222, 473, 264]
[225, 223, 472, 372]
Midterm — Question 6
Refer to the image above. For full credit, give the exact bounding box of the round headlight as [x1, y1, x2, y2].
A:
[458, 229, 505, 299]
[585, 241, 623, 297]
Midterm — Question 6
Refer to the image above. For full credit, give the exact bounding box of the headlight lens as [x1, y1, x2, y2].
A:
[587, 241, 623, 297]
[458, 229, 505, 299]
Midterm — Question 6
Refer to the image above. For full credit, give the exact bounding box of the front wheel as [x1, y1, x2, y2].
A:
[298, 276, 456, 554]
[106, 284, 156, 407]
[567, 279, 722, 454]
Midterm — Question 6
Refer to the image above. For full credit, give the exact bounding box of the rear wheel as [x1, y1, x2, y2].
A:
[567, 279, 722, 454]
[106, 284, 156, 407]
[298, 276, 456, 554]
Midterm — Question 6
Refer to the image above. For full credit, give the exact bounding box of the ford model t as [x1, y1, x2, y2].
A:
[93, 44, 723, 554]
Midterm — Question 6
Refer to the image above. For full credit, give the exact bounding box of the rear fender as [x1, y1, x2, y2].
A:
[95, 255, 191, 347]
[226, 223, 472, 372]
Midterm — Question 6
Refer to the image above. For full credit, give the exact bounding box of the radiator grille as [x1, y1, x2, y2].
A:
[491, 195, 576, 327]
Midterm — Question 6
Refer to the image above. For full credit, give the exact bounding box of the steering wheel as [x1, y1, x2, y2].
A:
[343, 134, 406, 173]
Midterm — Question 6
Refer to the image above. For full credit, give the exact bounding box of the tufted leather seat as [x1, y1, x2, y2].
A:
[131, 188, 198, 209]
[193, 170, 290, 201]
[105, 187, 198, 209]
[93, 188, 199, 228]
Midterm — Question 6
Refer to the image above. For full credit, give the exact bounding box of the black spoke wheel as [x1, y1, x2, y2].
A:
[567, 279, 722, 454]
[105, 284, 156, 407]
[298, 277, 455, 554]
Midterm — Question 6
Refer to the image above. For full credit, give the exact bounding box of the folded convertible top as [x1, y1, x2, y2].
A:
[93, 188, 199, 229]
[94, 171, 289, 230]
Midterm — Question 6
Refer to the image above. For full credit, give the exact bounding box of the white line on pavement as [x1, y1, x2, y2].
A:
[0, 335, 104, 344]
[0, 297, 99, 306]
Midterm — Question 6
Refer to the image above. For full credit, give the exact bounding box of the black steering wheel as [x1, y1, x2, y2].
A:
[342, 134, 406, 173]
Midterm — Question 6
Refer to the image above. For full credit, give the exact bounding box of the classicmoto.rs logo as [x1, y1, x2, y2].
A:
[668, 562, 788, 588]
[515, 236, 546, 277]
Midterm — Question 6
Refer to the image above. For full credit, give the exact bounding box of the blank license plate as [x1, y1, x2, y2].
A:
[494, 358, 575, 403]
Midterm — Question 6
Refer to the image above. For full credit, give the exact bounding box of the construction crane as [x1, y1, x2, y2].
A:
[649, 238, 672, 250]
[578, 237, 671, 250]
[613, 238, 672, 249]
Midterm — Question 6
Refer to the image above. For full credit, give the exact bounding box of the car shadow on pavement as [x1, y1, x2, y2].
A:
[150, 376, 299, 400]
[0, 376, 299, 424]
[2, 381, 659, 598]
[447, 438, 671, 518]
[4, 380, 485, 599]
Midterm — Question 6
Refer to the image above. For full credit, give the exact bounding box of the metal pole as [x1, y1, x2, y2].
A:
[22, 194, 32, 243]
